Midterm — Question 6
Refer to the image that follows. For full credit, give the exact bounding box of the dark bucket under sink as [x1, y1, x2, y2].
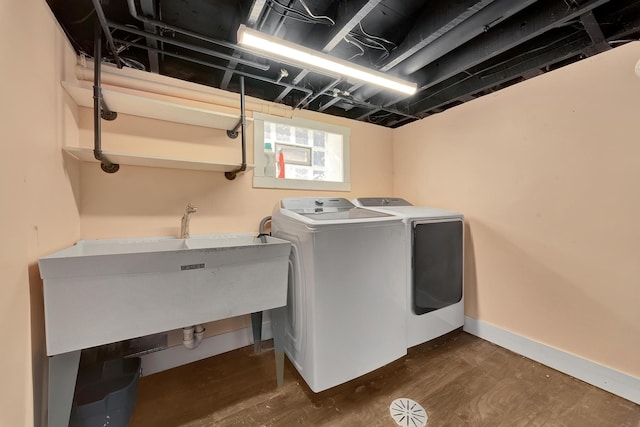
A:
[70, 357, 141, 427]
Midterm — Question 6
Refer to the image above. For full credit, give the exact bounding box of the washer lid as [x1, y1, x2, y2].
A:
[292, 207, 392, 221]
[353, 197, 413, 207]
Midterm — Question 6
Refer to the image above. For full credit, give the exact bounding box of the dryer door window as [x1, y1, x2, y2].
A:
[412, 220, 463, 315]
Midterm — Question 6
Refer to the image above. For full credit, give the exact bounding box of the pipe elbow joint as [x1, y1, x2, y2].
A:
[182, 324, 205, 350]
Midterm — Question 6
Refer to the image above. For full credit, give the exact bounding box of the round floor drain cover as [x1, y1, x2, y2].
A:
[389, 398, 428, 426]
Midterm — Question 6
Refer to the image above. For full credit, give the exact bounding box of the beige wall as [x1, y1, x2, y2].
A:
[0, 1, 81, 426]
[77, 106, 394, 238]
[76, 94, 394, 338]
[1, 3, 392, 420]
[393, 42, 640, 377]
[5, 1, 638, 424]
[1, 1, 393, 420]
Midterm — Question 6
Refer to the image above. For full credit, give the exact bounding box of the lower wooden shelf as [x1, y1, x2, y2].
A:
[63, 147, 254, 173]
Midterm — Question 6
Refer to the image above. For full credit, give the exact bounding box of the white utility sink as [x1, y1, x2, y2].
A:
[38, 233, 291, 356]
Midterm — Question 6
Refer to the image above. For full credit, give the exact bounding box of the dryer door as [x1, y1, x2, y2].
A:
[412, 219, 463, 315]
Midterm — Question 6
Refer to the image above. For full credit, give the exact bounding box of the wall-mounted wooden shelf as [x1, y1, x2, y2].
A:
[61, 81, 252, 131]
[62, 80, 253, 175]
[63, 147, 254, 173]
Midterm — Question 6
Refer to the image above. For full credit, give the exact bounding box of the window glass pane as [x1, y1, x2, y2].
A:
[295, 127, 311, 146]
[312, 150, 325, 167]
[268, 121, 343, 183]
[253, 113, 350, 191]
[313, 131, 325, 148]
[276, 124, 290, 141]
[265, 122, 275, 141]
[286, 165, 312, 180]
[323, 132, 343, 182]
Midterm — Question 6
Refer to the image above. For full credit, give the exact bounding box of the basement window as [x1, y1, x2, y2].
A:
[253, 113, 351, 191]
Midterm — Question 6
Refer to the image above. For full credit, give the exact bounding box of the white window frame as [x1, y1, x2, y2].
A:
[252, 112, 351, 191]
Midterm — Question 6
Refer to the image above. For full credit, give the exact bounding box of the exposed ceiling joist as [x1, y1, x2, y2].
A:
[579, 10, 612, 55]
[140, 0, 159, 74]
[405, 33, 594, 116]
[45, 0, 640, 128]
[410, 0, 611, 93]
[353, 0, 540, 118]
[273, 0, 381, 102]
[393, 0, 541, 77]
[387, 15, 640, 125]
[307, 0, 382, 52]
[380, 0, 497, 73]
[220, 52, 242, 90]
[247, 0, 268, 27]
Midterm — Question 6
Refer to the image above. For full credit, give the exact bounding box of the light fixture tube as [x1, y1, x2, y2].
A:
[237, 24, 417, 95]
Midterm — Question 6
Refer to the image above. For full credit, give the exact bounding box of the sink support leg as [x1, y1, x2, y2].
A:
[250, 311, 262, 353]
[48, 350, 81, 427]
[271, 306, 286, 387]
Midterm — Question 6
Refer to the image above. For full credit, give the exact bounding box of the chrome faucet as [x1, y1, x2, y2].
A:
[180, 203, 197, 238]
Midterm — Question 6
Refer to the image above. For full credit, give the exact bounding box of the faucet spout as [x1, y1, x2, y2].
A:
[180, 203, 197, 238]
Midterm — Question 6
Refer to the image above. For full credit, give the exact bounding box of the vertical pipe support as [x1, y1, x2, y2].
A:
[225, 76, 247, 180]
[93, 21, 120, 174]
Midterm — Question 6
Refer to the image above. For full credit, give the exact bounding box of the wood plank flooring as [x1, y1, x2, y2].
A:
[129, 331, 640, 426]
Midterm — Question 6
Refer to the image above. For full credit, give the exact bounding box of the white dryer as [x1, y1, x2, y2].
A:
[353, 197, 464, 348]
[271, 197, 406, 392]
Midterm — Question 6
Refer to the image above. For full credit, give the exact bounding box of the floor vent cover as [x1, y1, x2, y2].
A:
[389, 398, 428, 426]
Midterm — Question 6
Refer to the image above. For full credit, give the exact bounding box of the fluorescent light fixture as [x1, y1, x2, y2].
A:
[237, 24, 417, 95]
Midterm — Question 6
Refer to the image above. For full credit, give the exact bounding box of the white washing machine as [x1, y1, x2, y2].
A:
[353, 197, 464, 348]
[271, 197, 406, 392]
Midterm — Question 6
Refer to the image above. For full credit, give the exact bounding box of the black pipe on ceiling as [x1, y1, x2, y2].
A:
[108, 22, 270, 71]
[117, 36, 417, 120]
[112, 38, 314, 97]
[323, 92, 419, 121]
[125, 0, 264, 61]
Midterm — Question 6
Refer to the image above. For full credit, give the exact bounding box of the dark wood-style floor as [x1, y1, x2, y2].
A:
[129, 331, 639, 426]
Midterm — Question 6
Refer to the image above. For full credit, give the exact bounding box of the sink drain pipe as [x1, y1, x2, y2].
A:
[182, 324, 205, 349]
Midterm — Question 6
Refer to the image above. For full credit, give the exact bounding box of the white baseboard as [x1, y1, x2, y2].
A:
[463, 316, 640, 404]
[140, 321, 273, 376]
